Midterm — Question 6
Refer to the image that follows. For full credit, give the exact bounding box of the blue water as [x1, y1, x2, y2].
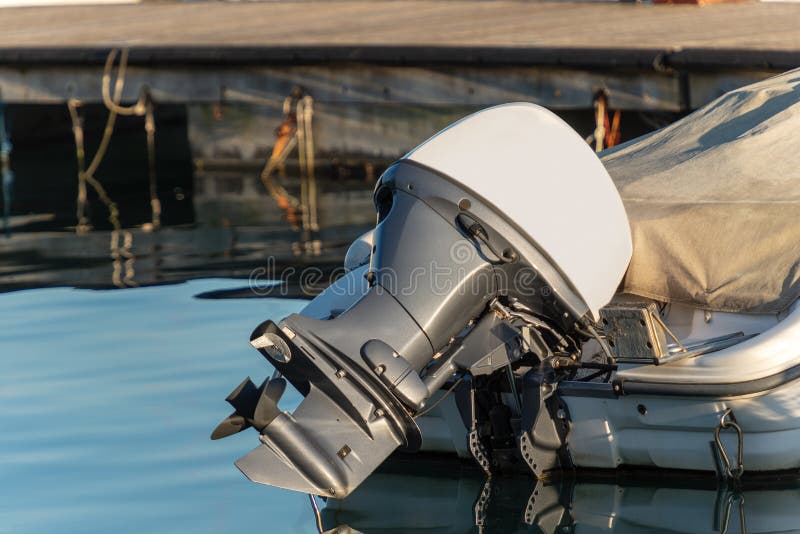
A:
[0, 280, 315, 534]
[5, 280, 800, 534]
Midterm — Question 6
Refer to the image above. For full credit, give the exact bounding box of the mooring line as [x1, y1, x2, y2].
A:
[144, 92, 161, 230]
[101, 48, 160, 230]
[67, 98, 122, 233]
[307, 494, 323, 533]
[259, 88, 320, 254]
[588, 90, 622, 152]
[67, 48, 150, 287]
[260, 89, 304, 229]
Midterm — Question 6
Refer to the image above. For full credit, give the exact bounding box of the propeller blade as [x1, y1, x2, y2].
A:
[225, 377, 261, 420]
[211, 412, 251, 440]
[214, 376, 285, 439]
[264, 377, 287, 404]
[253, 380, 283, 430]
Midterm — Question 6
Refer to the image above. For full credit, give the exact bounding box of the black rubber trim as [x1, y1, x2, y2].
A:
[617, 361, 800, 398]
[558, 381, 618, 399]
[0, 46, 667, 68]
[666, 48, 800, 70]
[560, 359, 800, 399]
[560, 363, 800, 399]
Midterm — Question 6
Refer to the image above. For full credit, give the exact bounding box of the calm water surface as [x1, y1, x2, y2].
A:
[2, 99, 797, 533]
[4, 279, 800, 533]
[0, 280, 316, 533]
[0, 152, 795, 533]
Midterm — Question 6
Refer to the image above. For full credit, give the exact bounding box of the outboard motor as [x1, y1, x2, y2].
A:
[212, 103, 632, 497]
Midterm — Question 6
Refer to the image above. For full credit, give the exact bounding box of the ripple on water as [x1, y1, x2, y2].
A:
[0, 280, 316, 534]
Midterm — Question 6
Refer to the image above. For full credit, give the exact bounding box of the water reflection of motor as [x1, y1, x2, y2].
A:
[322, 467, 800, 534]
[320, 463, 575, 534]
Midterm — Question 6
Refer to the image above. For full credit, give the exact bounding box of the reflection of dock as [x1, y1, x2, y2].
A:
[0, 216, 373, 291]
[192, 162, 375, 228]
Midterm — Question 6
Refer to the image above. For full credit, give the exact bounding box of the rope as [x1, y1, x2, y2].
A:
[110, 228, 137, 288]
[69, 47, 140, 232]
[259, 89, 320, 252]
[608, 108, 622, 148]
[593, 92, 607, 152]
[144, 93, 161, 229]
[99, 48, 161, 229]
[68, 100, 136, 288]
[101, 48, 147, 117]
[68, 99, 90, 231]
[297, 98, 310, 234]
[260, 95, 302, 229]
[297, 95, 320, 255]
[68, 48, 146, 287]
[590, 91, 622, 152]
[414, 376, 464, 419]
[67, 98, 122, 232]
[298, 96, 319, 232]
[307, 494, 324, 533]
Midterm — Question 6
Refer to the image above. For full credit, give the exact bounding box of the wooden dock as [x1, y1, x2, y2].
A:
[1, 1, 798, 110]
[0, 1, 798, 159]
[0, 1, 799, 67]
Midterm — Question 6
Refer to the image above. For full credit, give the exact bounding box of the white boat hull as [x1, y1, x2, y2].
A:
[566, 379, 800, 473]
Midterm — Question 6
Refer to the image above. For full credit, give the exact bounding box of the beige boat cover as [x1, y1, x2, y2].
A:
[601, 68, 800, 314]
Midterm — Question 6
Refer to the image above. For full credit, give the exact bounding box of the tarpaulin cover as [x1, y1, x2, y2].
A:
[601, 68, 800, 314]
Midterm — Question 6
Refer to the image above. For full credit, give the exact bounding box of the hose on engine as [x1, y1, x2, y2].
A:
[583, 322, 615, 365]
[491, 299, 569, 351]
[413, 375, 466, 419]
[456, 212, 518, 264]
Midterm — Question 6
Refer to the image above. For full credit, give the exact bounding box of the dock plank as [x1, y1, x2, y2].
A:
[0, 1, 796, 108]
[0, 1, 797, 54]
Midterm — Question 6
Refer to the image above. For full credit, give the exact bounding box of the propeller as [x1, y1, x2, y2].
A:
[211, 376, 286, 440]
